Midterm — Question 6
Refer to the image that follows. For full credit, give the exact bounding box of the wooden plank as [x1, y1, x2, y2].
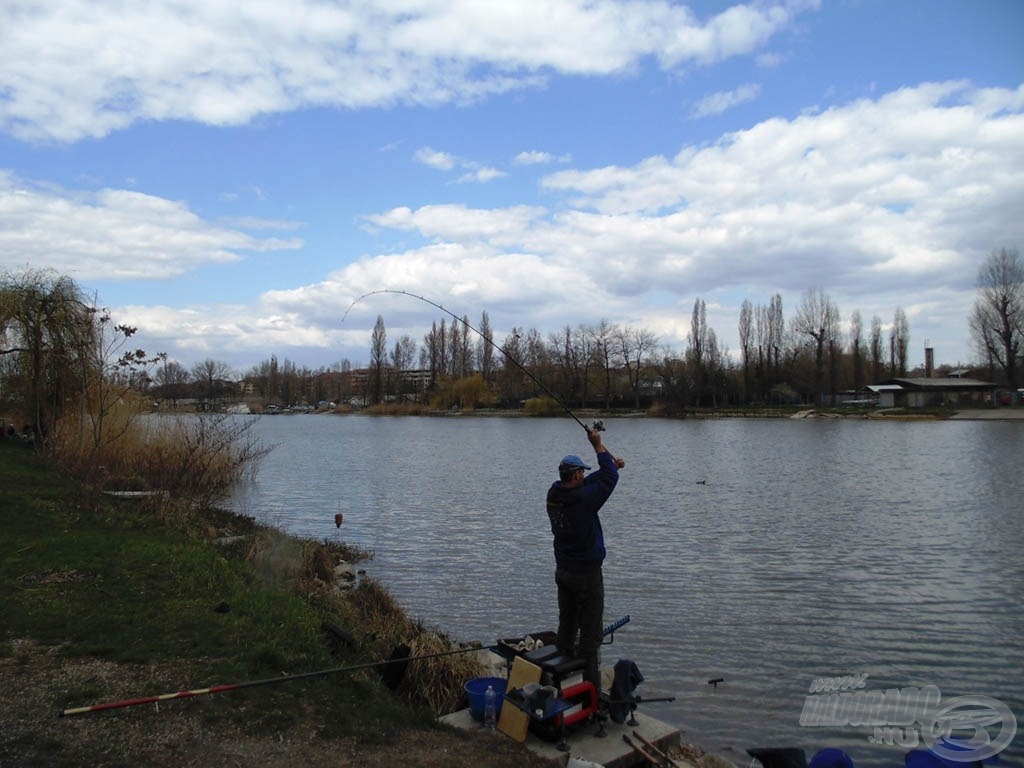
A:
[496, 656, 542, 742]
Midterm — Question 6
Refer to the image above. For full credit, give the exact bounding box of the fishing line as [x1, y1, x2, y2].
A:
[342, 288, 598, 432]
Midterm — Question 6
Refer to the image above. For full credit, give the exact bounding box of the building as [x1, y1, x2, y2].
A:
[868, 377, 997, 408]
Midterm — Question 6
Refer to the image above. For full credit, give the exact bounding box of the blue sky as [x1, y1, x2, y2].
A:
[2, 0, 1022, 374]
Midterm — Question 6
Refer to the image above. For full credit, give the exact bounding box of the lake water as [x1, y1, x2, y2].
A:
[228, 414, 1024, 767]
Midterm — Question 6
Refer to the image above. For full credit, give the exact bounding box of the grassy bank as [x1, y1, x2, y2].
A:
[0, 439, 547, 768]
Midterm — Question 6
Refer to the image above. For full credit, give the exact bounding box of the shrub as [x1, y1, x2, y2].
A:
[523, 396, 562, 416]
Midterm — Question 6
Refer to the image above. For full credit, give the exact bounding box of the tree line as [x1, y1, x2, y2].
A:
[237, 249, 1013, 411]
[351, 248, 1022, 410]
[3, 249, 1021, 433]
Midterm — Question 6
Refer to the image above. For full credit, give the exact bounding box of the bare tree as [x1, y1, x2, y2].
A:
[614, 324, 658, 409]
[190, 358, 237, 410]
[970, 247, 1023, 394]
[390, 334, 417, 401]
[477, 310, 494, 382]
[369, 314, 387, 404]
[753, 293, 785, 400]
[497, 327, 552, 405]
[687, 298, 710, 406]
[767, 293, 785, 383]
[849, 310, 864, 391]
[738, 299, 753, 404]
[454, 314, 473, 377]
[155, 359, 191, 404]
[589, 320, 618, 409]
[549, 325, 592, 407]
[67, 311, 164, 458]
[496, 328, 528, 405]
[654, 346, 688, 408]
[889, 308, 909, 377]
[792, 288, 841, 407]
[447, 317, 465, 377]
[870, 315, 884, 382]
[422, 321, 441, 388]
[521, 327, 549, 395]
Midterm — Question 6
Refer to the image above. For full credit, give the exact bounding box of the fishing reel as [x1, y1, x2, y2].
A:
[590, 419, 605, 432]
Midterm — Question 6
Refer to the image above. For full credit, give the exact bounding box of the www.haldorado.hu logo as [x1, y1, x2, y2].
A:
[799, 674, 1017, 762]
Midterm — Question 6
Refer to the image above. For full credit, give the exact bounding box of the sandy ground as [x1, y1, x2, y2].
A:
[949, 408, 1024, 419]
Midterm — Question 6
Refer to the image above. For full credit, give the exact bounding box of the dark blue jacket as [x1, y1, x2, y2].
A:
[546, 451, 619, 571]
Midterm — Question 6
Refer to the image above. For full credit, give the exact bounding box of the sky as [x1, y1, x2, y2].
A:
[2, 0, 1022, 375]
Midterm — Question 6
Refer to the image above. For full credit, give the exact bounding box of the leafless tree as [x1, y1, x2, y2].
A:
[869, 315, 884, 382]
[849, 310, 864, 391]
[422, 321, 442, 387]
[477, 311, 494, 382]
[792, 288, 841, 407]
[614, 324, 658, 409]
[738, 299, 753, 403]
[549, 324, 594, 407]
[390, 334, 418, 401]
[369, 314, 387, 405]
[190, 357, 237, 409]
[752, 293, 785, 400]
[589, 320, 619, 409]
[889, 308, 909, 377]
[497, 327, 529, 405]
[155, 359, 190, 404]
[454, 314, 473, 378]
[687, 298, 710, 406]
[970, 247, 1023, 393]
[767, 293, 785, 382]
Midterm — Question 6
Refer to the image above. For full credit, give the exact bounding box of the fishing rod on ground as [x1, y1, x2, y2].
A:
[64, 615, 637, 717]
[59, 644, 484, 717]
[341, 288, 605, 434]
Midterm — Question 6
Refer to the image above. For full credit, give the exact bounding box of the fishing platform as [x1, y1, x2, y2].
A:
[442, 616, 687, 767]
[442, 705, 683, 767]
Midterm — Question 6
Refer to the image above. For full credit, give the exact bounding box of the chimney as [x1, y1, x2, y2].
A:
[925, 344, 934, 378]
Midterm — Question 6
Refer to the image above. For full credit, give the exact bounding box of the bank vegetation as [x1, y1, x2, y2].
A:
[0, 269, 546, 766]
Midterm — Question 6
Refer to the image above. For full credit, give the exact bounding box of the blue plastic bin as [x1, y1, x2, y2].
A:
[464, 676, 506, 722]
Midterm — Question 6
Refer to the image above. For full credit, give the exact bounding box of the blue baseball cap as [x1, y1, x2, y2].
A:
[558, 455, 591, 472]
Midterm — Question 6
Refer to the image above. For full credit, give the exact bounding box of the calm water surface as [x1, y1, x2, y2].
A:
[229, 415, 1024, 767]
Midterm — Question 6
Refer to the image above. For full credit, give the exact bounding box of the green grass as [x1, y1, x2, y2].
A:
[0, 439, 432, 741]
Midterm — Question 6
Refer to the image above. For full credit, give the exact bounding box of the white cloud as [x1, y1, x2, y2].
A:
[458, 167, 506, 184]
[413, 147, 457, 171]
[0, 173, 302, 280]
[363, 204, 545, 243]
[325, 81, 1022, 363]
[513, 150, 571, 165]
[8, 80, 1021, 371]
[691, 83, 762, 118]
[415, 147, 506, 183]
[0, 0, 816, 142]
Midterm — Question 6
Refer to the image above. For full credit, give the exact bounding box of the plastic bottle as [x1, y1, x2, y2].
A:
[484, 685, 497, 730]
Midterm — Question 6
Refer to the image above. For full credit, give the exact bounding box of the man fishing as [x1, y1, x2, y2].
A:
[546, 427, 625, 694]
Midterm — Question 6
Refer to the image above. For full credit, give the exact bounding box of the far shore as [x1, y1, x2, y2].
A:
[197, 403, 1024, 421]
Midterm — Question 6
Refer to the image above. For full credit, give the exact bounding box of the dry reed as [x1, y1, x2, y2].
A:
[345, 578, 484, 713]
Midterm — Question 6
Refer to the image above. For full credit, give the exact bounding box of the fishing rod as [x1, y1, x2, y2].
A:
[60, 644, 484, 717]
[342, 288, 602, 433]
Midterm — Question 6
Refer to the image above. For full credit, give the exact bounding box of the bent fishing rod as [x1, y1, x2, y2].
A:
[342, 288, 602, 433]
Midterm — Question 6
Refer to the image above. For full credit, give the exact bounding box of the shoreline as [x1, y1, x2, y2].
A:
[206, 403, 1024, 421]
